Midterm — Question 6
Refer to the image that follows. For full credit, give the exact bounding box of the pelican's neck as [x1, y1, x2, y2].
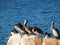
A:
[24, 19, 28, 27]
[24, 22, 26, 27]
[24, 21, 28, 27]
[51, 21, 54, 29]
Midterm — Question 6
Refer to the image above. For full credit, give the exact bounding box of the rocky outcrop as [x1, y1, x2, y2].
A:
[7, 34, 60, 45]
[43, 38, 60, 45]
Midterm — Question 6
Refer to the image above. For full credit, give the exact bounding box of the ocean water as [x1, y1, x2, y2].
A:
[0, 0, 60, 45]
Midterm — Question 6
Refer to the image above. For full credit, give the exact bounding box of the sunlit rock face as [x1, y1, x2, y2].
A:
[7, 33, 43, 45]
[7, 34, 60, 45]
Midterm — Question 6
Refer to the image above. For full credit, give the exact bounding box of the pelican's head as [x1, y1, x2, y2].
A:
[15, 23, 20, 29]
[45, 32, 51, 38]
[14, 23, 23, 31]
[52, 20, 54, 24]
[24, 19, 28, 26]
[50, 20, 54, 30]
[10, 30, 19, 36]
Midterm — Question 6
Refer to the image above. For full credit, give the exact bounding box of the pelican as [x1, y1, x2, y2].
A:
[42, 32, 51, 45]
[24, 19, 44, 35]
[10, 29, 19, 36]
[24, 19, 33, 34]
[14, 23, 28, 34]
[32, 27, 43, 35]
[44, 32, 51, 38]
[50, 21, 60, 38]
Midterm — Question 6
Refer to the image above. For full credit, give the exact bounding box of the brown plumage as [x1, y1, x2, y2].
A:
[45, 32, 51, 38]
[24, 19, 44, 35]
[32, 27, 43, 35]
[14, 23, 28, 34]
[23, 19, 33, 34]
[50, 21, 60, 39]
[10, 29, 19, 36]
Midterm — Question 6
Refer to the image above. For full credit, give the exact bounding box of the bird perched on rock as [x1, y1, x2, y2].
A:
[23, 19, 33, 34]
[14, 23, 28, 34]
[32, 27, 44, 35]
[10, 29, 19, 36]
[24, 19, 44, 35]
[50, 21, 60, 39]
[44, 32, 51, 38]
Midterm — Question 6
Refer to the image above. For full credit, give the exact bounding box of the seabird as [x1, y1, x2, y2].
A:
[42, 32, 51, 45]
[32, 27, 43, 35]
[23, 19, 33, 34]
[44, 32, 51, 38]
[24, 19, 44, 35]
[50, 21, 60, 39]
[14, 23, 28, 34]
[10, 29, 19, 36]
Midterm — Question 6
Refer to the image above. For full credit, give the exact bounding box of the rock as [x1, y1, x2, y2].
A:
[42, 38, 60, 45]
[7, 34, 60, 45]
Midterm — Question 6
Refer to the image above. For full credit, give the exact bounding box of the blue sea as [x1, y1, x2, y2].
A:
[0, 0, 60, 45]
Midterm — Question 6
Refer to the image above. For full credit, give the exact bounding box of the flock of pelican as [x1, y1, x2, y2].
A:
[10, 20, 60, 39]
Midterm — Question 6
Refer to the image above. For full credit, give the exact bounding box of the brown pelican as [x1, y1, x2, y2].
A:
[44, 32, 51, 38]
[42, 32, 51, 45]
[24, 19, 44, 35]
[32, 27, 43, 35]
[50, 21, 60, 39]
[14, 23, 28, 34]
[10, 29, 19, 36]
[23, 19, 33, 34]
